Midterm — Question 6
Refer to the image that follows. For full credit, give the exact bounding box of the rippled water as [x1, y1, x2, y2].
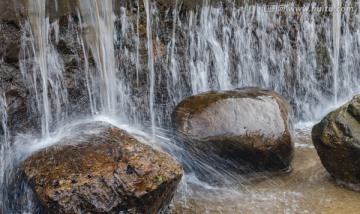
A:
[171, 125, 360, 214]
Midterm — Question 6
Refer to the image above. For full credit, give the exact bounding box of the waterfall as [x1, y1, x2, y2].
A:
[7, 0, 360, 135]
[177, 2, 359, 122]
[67, 1, 360, 128]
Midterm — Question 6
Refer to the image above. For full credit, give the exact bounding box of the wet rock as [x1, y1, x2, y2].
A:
[0, 22, 22, 64]
[5, 90, 25, 113]
[62, 57, 93, 116]
[138, 24, 147, 37]
[0, 88, 35, 135]
[172, 87, 294, 172]
[4, 42, 20, 64]
[153, 39, 167, 59]
[312, 95, 360, 189]
[55, 39, 74, 55]
[4, 89, 27, 133]
[21, 122, 183, 213]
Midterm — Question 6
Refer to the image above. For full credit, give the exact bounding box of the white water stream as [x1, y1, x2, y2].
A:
[332, 0, 341, 104]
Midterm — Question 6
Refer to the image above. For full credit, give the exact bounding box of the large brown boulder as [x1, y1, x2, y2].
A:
[172, 87, 294, 172]
[312, 95, 360, 189]
[21, 122, 183, 213]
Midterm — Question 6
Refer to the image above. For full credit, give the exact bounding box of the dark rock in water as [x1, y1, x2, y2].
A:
[312, 95, 360, 189]
[172, 87, 294, 173]
[21, 123, 183, 213]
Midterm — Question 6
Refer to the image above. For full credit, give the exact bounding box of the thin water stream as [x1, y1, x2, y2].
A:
[0, 94, 8, 210]
[28, 0, 50, 137]
[143, 0, 156, 136]
[332, 0, 341, 105]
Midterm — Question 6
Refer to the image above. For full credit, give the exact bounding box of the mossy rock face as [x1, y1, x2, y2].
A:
[172, 87, 294, 172]
[20, 122, 183, 214]
[312, 95, 360, 189]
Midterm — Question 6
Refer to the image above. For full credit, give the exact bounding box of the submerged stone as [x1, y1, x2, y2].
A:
[172, 87, 294, 173]
[312, 95, 360, 190]
[20, 122, 183, 213]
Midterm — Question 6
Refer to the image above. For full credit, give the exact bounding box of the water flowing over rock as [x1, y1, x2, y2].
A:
[312, 95, 360, 190]
[20, 122, 183, 213]
[172, 88, 294, 173]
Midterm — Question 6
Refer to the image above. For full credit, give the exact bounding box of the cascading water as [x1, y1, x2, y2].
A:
[169, 0, 179, 85]
[78, 0, 119, 116]
[136, 0, 141, 87]
[1, 0, 360, 213]
[28, 0, 51, 137]
[0, 94, 8, 210]
[332, 0, 341, 104]
[20, 0, 68, 138]
[183, 3, 360, 122]
[144, 0, 156, 136]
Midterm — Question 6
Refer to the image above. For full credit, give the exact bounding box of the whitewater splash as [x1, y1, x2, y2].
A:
[1, 0, 360, 213]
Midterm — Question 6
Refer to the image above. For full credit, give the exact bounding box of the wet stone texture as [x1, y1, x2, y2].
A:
[312, 95, 360, 190]
[172, 87, 294, 173]
[21, 123, 183, 214]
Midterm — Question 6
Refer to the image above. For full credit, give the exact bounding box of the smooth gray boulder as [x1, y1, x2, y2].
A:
[172, 87, 294, 172]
